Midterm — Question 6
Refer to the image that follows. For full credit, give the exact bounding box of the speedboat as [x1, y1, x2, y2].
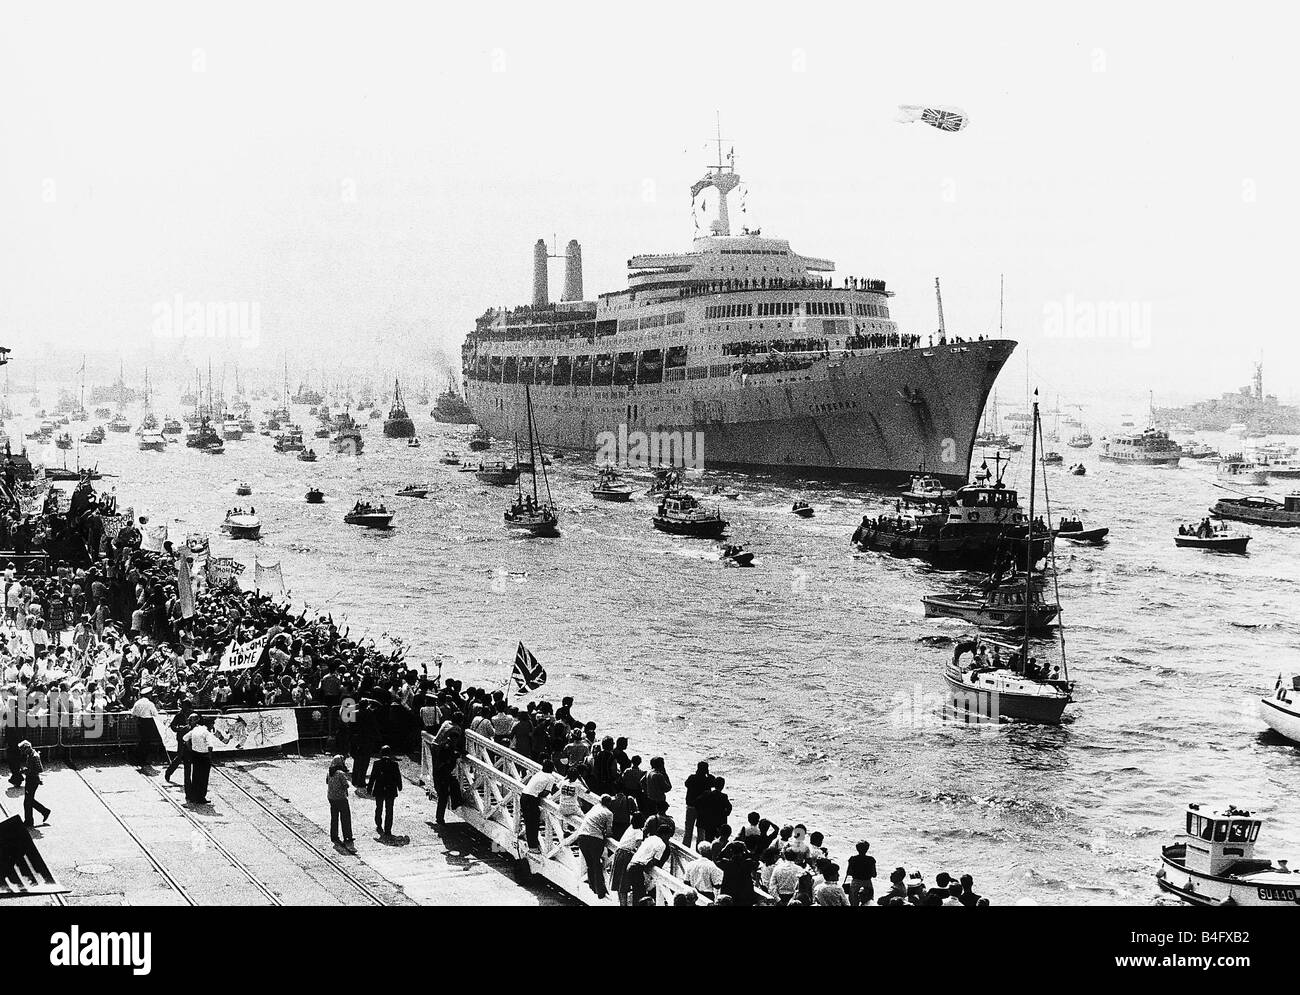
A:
[439, 451, 461, 466]
[1054, 516, 1109, 544]
[407, 438, 421, 448]
[236, 482, 252, 496]
[591, 466, 633, 502]
[652, 492, 728, 538]
[221, 510, 262, 540]
[396, 484, 429, 498]
[709, 484, 740, 500]
[719, 543, 754, 567]
[1175, 525, 1249, 554]
[297, 448, 318, 462]
[791, 501, 814, 519]
[137, 432, 167, 452]
[1260, 674, 1300, 745]
[1157, 804, 1297, 907]
[305, 487, 325, 504]
[344, 503, 394, 528]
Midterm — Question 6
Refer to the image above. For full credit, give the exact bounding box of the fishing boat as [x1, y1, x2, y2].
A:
[305, 487, 325, 504]
[1054, 516, 1109, 544]
[1175, 524, 1250, 554]
[396, 484, 430, 499]
[221, 510, 262, 540]
[54, 432, 72, 450]
[720, 543, 754, 567]
[1218, 454, 1269, 486]
[923, 572, 1060, 632]
[1260, 674, 1300, 745]
[791, 501, 814, 518]
[343, 501, 394, 528]
[475, 460, 521, 486]
[1157, 804, 1298, 907]
[80, 425, 105, 445]
[382, 379, 416, 438]
[137, 432, 167, 452]
[439, 451, 461, 466]
[591, 465, 633, 501]
[942, 397, 1075, 724]
[1211, 492, 1300, 527]
[652, 491, 728, 538]
[504, 386, 561, 537]
[236, 482, 252, 496]
[297, 447, 318, 462]
[468, 427, 492, 452]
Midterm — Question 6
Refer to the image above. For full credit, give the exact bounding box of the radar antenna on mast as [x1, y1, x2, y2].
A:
[690, 112, 741, 236]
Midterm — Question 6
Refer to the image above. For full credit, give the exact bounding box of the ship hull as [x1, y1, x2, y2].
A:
[464, 341, 1014, 487]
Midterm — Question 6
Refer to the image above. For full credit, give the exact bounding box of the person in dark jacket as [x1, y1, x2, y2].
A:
[4, 722, 22, 787]
[19, 741, 50, 828]
[367, 744, 403, 837]
[693, 775, 732, 844]
[164, 699, 196, 786]
[682, 761, 712, 847]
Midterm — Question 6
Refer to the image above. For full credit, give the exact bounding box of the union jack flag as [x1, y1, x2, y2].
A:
[921, 107, 965, 132]
[511, 642, 547, 693]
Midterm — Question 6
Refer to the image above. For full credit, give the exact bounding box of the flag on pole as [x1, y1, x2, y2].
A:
[177, 553, 195, 619]
[511, 642, 546, 693]
[254, 559, 284, 595]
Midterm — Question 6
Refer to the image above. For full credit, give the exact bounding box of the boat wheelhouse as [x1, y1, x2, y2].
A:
[1157, 804, 1296, 907]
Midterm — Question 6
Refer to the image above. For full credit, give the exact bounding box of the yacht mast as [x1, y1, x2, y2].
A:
[1023, 392, 1039, 654]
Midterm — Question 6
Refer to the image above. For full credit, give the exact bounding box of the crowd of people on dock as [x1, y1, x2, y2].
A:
[0, 471, 989, 904]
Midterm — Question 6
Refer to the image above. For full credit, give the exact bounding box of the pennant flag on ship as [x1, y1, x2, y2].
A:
[512, 641, 546, 692]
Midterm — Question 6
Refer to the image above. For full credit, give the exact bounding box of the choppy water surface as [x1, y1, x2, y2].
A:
[45, 414, 1300, 905]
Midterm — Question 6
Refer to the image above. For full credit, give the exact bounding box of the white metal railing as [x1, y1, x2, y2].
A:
[423, 730, 705, 906]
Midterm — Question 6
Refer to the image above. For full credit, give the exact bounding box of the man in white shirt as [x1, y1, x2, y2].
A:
[182, 716, 228, 804]
[520, 760, 558, 851]
[684, 840, 725, 901]
[627, 823, 672, 905]
[130, 691, 160, 767]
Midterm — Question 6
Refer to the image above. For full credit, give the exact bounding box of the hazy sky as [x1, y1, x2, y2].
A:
[2, 1, 1296, 410]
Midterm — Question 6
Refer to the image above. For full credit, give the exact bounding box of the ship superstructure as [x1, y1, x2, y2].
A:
[459, 147, 1015, 486]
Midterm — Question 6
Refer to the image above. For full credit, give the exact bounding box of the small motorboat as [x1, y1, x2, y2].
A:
[791, 501, 815, 519]
[305, 487, 325, 504]
[1054, 516, 1109, 544]
[236, 482, 253, 497]
[439, 451, 461, 466]
[297, 448, 318, 462]
[1041, 451, 1064, 466]
[468, 428, 491, 452]
[709, 484, 740, 500]
[923, 573, 1060, 631]
[221, 510, 262, 540]
[652, 492, 728, 538]
[1157, 804, 1298, 907]
[137, 432, 167, 452]
[55, 432, 73, 450]
[1069, 463, 1086, 476]
[407, 438, 421, 448]
[719, 543, 754, 567]
[1259, 673, 1300, 745]
[591, 466, 633, 502]
[396, 484, 429, 499]
[1175, 524, 1249, 554]
[344, 502, 394, 528]
[81, 426, 105, 445]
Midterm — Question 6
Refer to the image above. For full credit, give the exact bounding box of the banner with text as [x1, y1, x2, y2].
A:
[154, 708, 299, 753]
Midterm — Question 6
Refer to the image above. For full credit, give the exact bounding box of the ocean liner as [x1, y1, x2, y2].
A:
[459, 149, 1015, 486]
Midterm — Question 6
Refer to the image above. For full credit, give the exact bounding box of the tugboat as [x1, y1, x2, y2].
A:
[475, 460, 521, 486]
[236, 482, 253, 496]
[137, 431, 167, 452]
[591, 466, 633, 502]
[923, 571, 1060, 631]
[942, 396, 1075, 724]
[791, 501, 814, 518]
[1054, 515, 1109, 544]
[382, 379, 416, 438]
[468, 427, 491, 452]
[503, 386, 560, 538]
[431, 375, 475, 424]
[1157, 804, 1298, 907]
[439, 450, 461, 466]
[221, 508, 262, 540]
[343, 501, 394, 528]
[1175, 521, 1250, 554]
[81, 425, 105, 445]
[305, 487, 325, 504]
[297, 447, 318, 462]
[1211, 492, 1300, 527]
[1259, 673, 1300, 745]
[396, 483, 429, 499]
[719, 543, 754, 567]
[652, 491, 728, 538]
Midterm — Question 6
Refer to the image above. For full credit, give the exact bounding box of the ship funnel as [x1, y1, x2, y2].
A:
[532, 238, 549, 307]
[562, 240, 583, 301]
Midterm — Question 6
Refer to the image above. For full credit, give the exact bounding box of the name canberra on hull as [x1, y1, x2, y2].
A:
[460, 150, 1014, 486]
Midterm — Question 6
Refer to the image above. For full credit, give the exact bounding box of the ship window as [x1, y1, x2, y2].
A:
[1212, 820, 1228, 842]
[553, 355, 572, 386]
[572, 355, 592, 387]
[1228, 822, 1250, 842]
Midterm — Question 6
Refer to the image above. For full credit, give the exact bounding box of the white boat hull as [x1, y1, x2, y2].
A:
[1259, 695, 1300, 744]
[1158, 849, 1300, 907]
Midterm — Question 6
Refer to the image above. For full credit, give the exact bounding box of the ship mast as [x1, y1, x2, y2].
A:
[690, 113, 740, 237]
[935, 278, 947, 345]
[1023, 392, 1039, 660]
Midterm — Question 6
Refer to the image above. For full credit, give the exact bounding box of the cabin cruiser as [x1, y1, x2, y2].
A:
[1176, 520, 1250, 554]
[1218, 454, 1268, 486]
[1260, 673, 1300, 745]
[591, 465, 633, 501]
[1066, 429, 1093, 449]
[162, 416, 184, 435]
[1040, 451, 1063, 465]
[343, 501, 394, 528]
[468, 427, 491, 451]
[924, 572, 1060, 632]
[274, 429, 306, 453]
[137, 432, 167, 452]
[396, 484, 430, 498]
[81, 425, 105, 445]
[651, 491, 728, 538]
[1211, 492, 1300, 527]
[1157, 804, 1296, 907]
[1179, 440, 1218, 460]
[107, 413, 132, 433]
[439, 450, 461, 466]
[221, 508, 262, 540]
[475, 460, 521, 486]
[900, 472, 955, 503]
[297, 447, 318, 462]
